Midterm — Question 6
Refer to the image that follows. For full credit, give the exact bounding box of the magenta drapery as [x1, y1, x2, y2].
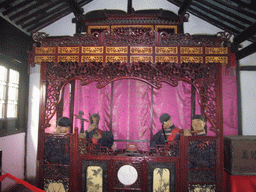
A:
[111, 80, 152, 150]
[222, 67, 238, 135]
[45, 65, 238, 146]
[73, 81, 112, 133]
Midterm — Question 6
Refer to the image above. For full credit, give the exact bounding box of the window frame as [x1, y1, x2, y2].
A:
[0, 53, 29, 137]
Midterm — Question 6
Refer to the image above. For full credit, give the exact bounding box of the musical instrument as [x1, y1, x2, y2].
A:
[74, 110, 89, 133]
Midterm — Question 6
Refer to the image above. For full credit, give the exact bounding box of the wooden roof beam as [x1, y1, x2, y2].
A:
[232, 22, 256, 52]
[127, 0, 132, 14]
[229, 0, 256, 12]
[236, 42, 256, 60]
[233, 22, 256, 45]
[178, 0, 193, 18]
[64, 0, 84, 18]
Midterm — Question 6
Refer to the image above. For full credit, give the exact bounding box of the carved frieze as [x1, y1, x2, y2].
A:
[58, 47, 79, 54]
[106, 56, 127, 63]
[180, 47, 203, 54]
[35, 47, 56, 54]
[205, 47, 228, 54]
[206, 56, 228, 64]
[180, 56, 203, 63]
[106, 47, 128, 54]
[35, 56, 55, 63]
[82, 56, 103, 62]
[130, 47, 153, 54]
[32, 30, 231, 47]
[155, 47, 177, 54]
[130, 56, 153, 63]
[82, 46, 103, 54]
[155, 56, 178, 63]
[58, 56, 79, 62]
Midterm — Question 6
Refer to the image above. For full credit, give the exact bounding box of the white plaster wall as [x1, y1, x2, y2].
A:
[239, 41, 256, 135]
[0, 133, 25, 191]
[26, 64, 41, 181]
[240, 71, 256, 135]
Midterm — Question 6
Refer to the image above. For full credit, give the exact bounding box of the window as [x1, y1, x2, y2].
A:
[0, 53, 28, 137]
[0, 66, 19, 119]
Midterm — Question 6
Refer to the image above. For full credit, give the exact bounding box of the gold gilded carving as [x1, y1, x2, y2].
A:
[205, 47, 228, 54]
[111, 25, 154, 30]
[181, 56, 203, 63]
[106, 56, 127, 63]
[130, 56, 153, 63]
[106, 47, 128, 54]
[156, 56, 178, 63]
[155, 47, 178, 54]
[34, 56, 55, 63]
[130, 47, 152, 54]
[35, 47, 56, 54]
[58, 56, 79, 62]
[206, 56, 228, 64]
[155, 25, 177, 34]
[180, 47, 203, 54]
[81, 56, 103, 62]
[82, 47, 103, 54]
[88, 26, 110, 34]
[58, 47, 79, 54]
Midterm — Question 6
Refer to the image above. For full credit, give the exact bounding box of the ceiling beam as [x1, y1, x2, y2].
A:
[230, 0, 256, 12]
[178, 0, 192, 18]
[15, 0, 65, 25]
[9, 1, 49, 20]
[233, 22, 256, 45]
[127, 0, 132, 14]
[22, 3, 68, 29]
[64, 0, 84, 18]
[236, 42, 256, 60]
[2, 0, 34, 16]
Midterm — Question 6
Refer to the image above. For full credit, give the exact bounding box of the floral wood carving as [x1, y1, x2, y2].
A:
[32, 29, 231, 47]
[44, 61, 218, 134]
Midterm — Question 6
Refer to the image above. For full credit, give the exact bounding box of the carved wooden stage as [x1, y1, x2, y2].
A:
[31, 21, 231, 191]
[43, 130, 220, 191]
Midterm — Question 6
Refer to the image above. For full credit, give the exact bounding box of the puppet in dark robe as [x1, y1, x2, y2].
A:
[86, 113, 114, 148]
[45, 116, 72, 165]
[188, 114, 215, 169]
[150, 113, 180, 148]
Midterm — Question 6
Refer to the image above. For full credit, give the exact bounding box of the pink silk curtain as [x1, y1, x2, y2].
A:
[222, 67, 238, 135]
[45, 65, 238, 148]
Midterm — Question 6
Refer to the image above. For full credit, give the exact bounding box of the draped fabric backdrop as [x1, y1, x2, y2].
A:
[45, 65, 238, 150]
